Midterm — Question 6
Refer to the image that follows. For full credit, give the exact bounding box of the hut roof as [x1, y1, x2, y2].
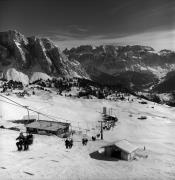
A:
[26, 120, 70, 132]
[113, 139, 138, 154]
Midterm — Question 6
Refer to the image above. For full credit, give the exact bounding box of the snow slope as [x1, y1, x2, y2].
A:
[5, 68, 29, 85]
[0, 93, 175, 180]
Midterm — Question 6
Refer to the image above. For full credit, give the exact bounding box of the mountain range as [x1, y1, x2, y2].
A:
[64, 45, 175, 92]
[1, 30, 175, 93]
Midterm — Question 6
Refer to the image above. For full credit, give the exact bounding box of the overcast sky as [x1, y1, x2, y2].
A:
[0, 0, 175, 50]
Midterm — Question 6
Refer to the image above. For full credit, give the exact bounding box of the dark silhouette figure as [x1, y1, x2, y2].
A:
[23, 133, 34, 150]
[82, 138, 88, 146]
[92, 136, 96, 141]
[69, 138, 73, 148]
[65, 139, 69, 149]
[16, 132, 25, 151]
[65, 138, 73, 149]
[26, 132, 34, 145]
[23, 136, 29, 151]
[96, 134, 100, 138]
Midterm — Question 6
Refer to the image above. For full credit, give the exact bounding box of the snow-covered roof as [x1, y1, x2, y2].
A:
[113, 140, 138, 154]
[26, 120, 70, 132]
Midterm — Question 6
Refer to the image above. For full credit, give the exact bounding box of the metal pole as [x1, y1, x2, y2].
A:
[71, 124, 72, 134]
[98, 120, 103, 140]
[24, 106, 30, 124]
[37, 112, 39, 121]
[27, 108, 29, 124]
[78, 122, 80, 130]
[101, 121, 103, 140]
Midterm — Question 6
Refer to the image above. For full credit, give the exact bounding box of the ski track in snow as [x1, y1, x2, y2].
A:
[0, 93, 175, 180]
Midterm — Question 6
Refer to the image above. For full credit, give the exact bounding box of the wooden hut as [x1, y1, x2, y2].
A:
[103, 139, 139, 161]
[25, 120, 70, 137]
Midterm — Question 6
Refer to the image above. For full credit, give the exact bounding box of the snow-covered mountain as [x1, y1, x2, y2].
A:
[1, 30, 175, 93]
[64, 45, 175, 91]
[0, 30, 89, 84]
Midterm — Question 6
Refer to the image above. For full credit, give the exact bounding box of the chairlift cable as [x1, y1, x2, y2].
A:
[0, 94, 77, 124]
[0, 99, 25, 108]
[0, 94, 100, 133]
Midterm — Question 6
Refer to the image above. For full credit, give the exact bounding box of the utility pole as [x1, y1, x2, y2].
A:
[70, 124, 73, 135]
[99, 106, 107, 140]
[111, 108, 113, 116]
[98, 120, 104, 140]
[24, 106, 30, 124]
[37, 112, 40, 121]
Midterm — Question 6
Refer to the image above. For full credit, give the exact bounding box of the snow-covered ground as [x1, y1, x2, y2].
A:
[0, 92, 175, 180]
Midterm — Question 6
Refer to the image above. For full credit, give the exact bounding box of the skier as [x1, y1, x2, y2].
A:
[27, 132, 34, 145]
[23, 136, 29, 151]
[23, 132, 33, 150]
[82, 138, 85, 146]
[92, 136, 96, 141]
[96, 134, 100, 138]
[69, 138, 73, 148]
[16, 132, 25, 151]
[82, 138, 88, 146]
[65, 138, 69, 149]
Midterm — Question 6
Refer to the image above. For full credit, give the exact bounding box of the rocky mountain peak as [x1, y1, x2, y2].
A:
[159, 49, 174, 56]
[0, 30, 89, 84]
[0, 30, 28, 48]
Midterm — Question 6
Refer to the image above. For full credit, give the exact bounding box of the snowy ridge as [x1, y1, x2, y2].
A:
[30, 72, 52, 83]
[5, 68, 29, 85]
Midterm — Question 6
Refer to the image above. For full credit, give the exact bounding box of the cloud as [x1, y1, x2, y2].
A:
[67, 25, 89, 32]
[117, 29, 175, 51]
[45, 28, 129, 42]
[52, 28, 175, 51]
[41, 25, 90, 41]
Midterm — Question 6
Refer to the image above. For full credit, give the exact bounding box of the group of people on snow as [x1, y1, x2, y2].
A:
[65, 138, 73, 149]
[16, 131, 97, 151]
[16, 132, 33, 151]
[65, 137, 89, 148]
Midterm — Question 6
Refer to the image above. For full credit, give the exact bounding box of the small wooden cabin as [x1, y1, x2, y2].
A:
[103, 139, 139, 161]
[25, 120, 70, 137]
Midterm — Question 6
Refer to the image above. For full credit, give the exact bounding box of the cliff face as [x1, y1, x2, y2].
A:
[0, 30, 89, 84]
[64, 45, 175, 91]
